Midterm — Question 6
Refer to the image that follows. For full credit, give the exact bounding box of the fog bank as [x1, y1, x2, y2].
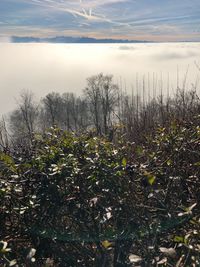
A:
[0, 42, 199, 116]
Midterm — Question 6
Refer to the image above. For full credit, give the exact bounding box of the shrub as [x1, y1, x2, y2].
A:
[0, 116, 200, 266]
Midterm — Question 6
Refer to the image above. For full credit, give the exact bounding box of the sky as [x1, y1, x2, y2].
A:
[0, 0, 200, 41]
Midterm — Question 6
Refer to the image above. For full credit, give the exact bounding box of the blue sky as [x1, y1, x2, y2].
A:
[0, 0, 200, 41]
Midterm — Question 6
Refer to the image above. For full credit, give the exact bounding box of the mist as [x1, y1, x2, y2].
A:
[0, 42, 200, 116]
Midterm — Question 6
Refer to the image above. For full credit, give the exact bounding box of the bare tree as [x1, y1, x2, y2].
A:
[9, 91, 39, 145]
[41, 92, 63, 128]
[0, 117, 9, 152]
[84, 73, 118, 135]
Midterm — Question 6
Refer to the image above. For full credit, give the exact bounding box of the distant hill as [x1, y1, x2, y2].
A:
[11, 36, 150, 43]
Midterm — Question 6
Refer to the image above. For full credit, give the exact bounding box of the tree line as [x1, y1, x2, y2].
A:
[0, 72, 200, 150]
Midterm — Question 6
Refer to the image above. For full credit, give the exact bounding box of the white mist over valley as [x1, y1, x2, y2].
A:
[0, 42, 200, 116]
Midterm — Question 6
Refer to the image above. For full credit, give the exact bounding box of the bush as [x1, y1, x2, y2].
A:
[0, 116, 200, 266]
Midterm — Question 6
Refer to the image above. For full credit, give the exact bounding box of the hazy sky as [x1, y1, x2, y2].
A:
[0, 0, 200, 41]
[0, 43, 200, 117]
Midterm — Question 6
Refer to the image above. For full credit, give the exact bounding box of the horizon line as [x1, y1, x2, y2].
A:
[10, 35, 200, 43]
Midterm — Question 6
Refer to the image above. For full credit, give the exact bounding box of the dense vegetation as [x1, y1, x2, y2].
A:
[1, 72, 199, 148]
[0, 74, 200, 266]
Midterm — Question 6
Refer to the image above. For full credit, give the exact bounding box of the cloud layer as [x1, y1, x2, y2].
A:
[0, 42, 200, 116]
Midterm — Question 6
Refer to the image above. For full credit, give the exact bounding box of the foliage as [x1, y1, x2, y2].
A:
[0, 115, 200, 266]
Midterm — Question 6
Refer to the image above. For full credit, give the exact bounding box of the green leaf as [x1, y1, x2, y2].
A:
[0, 153, 13, 165]
[148, 175, 156, 186]
[173, 236, 185, 243]
[0, 153, 16, 172]
[102, 240, 112, 249]
[122, 157, 127, 167]
[144, 171, 156, 185]
[167, 159, 172, 166]
[173, 235, 187, 244]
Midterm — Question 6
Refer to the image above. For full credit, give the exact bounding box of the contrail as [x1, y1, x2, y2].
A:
[28, 0, 130, 26]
